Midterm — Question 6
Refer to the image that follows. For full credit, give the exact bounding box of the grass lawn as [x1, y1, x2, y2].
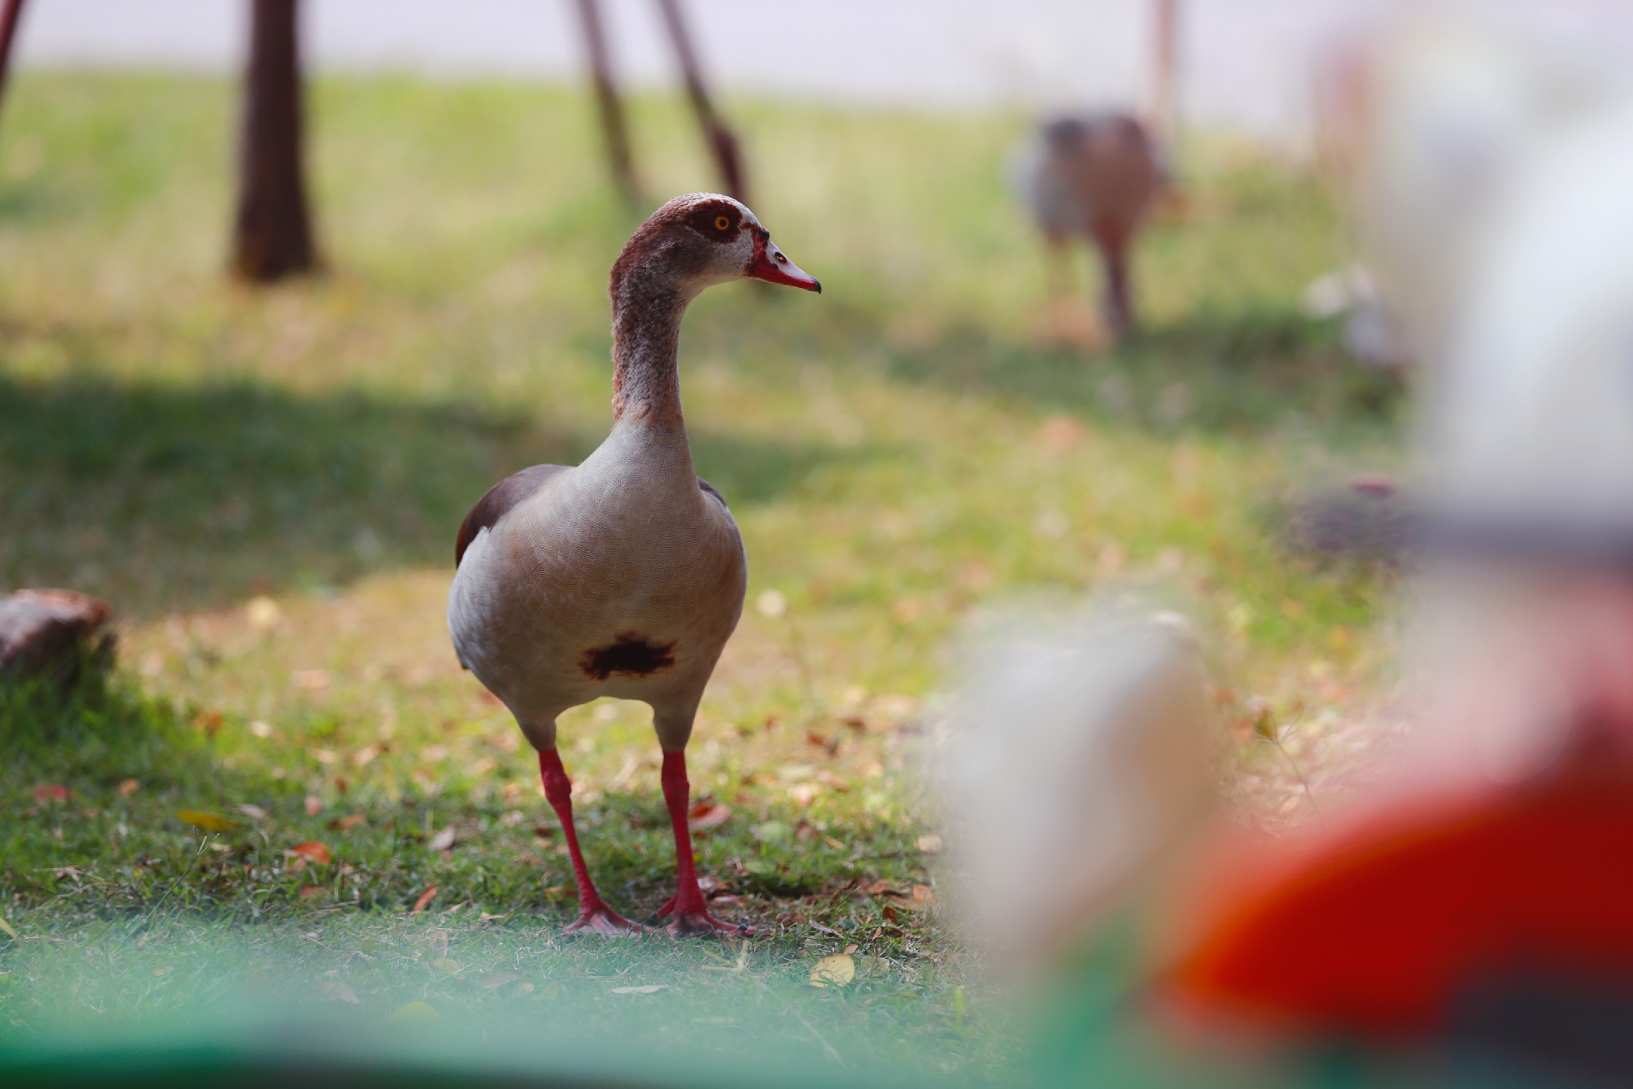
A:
[0, 74, 1402, 1078]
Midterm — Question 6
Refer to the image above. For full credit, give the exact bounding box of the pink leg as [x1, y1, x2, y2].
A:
[539, 749, 643, 935]
[657, 750, 748, 936]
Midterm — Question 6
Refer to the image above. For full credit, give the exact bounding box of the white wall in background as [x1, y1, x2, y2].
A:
[11, 0, 1633, 141]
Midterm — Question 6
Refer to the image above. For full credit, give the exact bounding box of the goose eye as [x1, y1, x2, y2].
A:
[714, 216, 730, 231]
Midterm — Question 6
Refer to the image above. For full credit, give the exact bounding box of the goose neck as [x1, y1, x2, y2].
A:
[611, 283, 691, 427]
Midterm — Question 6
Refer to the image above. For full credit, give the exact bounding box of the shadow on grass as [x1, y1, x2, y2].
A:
[0, 374, 882, 618]
[882, 307, 1405, 436]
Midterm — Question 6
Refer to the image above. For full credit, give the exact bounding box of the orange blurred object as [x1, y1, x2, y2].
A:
[1169, 748, 1633, 1033]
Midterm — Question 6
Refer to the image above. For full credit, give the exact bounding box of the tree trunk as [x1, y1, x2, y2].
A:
[1150, 0, 1181, 149]
[0, 0, 29, 123]
[233, 0, 317, 281]
[654, 0, 746, 204]
[573, 0, 640, 205]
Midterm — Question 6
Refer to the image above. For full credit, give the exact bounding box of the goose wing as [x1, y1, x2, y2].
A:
[454, 464, 570, 567]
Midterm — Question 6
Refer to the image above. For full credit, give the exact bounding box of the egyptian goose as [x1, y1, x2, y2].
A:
[1015, 114, 1163, 339]
[449, 193, 819, 936]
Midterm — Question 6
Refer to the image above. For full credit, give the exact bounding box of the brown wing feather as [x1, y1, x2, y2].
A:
[455, 464, 569, 567]
[698, 477, 730, 512]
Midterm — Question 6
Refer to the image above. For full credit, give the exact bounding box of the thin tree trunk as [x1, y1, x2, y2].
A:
[0, 0, 29, 122]
[573, 0, 640, 205]
[1150, 0, 1180, 150]
[233, 0, 317, 282]
[653, 0, 746, 204]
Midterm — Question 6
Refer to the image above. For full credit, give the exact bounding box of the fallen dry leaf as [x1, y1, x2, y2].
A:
[431, 957, 463, 973]
[304, 795, 324, 816]
[809, 954, 855, 988]
[238, 804, 267, 821]
[816, 770, 850, 792]
[911, 885, 936, 910]
[289, 841, 332, 864]
[118, 779, 140, 797]
[330, 813, 366, 832]
[410, 885, 439, 914]
[298, 885, 324, 900]
[478, 970, 522, 990]
[387, 1001, 440, 1022]
[426, 826, 457, 852]
[33, 784, 70, 804]
[916, 834, 943, 854]
[1038, 413, 1085, 454]
[859, 879, 901, 896]
[611, 984, 667, 995]
[176, 810, 241, 833]
[688, 803, 732, 831]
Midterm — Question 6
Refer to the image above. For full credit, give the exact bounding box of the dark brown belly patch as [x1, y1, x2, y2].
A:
[580, 632, 677, 680]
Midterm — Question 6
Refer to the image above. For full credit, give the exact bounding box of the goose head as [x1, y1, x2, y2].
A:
[609, 193, 821, 305]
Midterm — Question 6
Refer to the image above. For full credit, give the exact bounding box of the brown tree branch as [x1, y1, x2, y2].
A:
[654, 0, 746, 203]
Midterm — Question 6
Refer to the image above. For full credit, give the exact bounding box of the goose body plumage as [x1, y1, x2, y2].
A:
[449, 432, 745, 753]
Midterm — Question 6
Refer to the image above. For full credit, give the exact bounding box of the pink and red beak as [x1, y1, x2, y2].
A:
[746, 231, 821, 293]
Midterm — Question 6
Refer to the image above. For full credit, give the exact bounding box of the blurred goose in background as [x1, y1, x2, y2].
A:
[1013, 114, 1164, 344]
[448, 193, 819, 937]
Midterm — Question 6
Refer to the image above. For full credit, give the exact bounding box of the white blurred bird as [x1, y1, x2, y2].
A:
[933, 607, 1212, 970]
[1314, 13, 1618, 365]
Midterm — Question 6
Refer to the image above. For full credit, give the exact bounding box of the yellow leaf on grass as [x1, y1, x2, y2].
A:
[387, 1001, 441, 1022]
[176, 810, 242, 833]
[809, 954, 855, 988]
[0, 917, 18, 940]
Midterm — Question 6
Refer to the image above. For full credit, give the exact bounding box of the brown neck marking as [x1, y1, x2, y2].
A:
[610, 278, 689, 426]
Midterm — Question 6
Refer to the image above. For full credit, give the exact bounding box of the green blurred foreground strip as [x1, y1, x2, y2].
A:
[0, 1000, 1572, 1089]
[0, 1010, 927, 1089]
